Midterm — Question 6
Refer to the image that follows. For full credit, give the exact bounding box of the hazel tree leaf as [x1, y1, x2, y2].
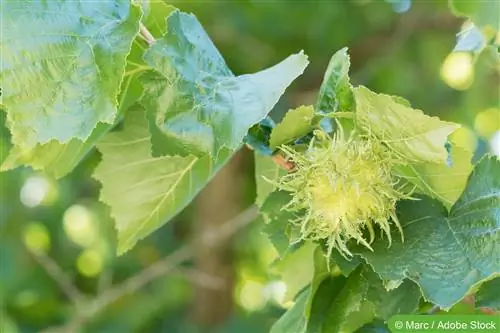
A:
[245, 117, 276, 156]
[352, 156, 500, 309]
[140, 10, 309, 158]
[260, 191, 301, 258]
[273, 242, 317, 303]
[394, 143, 473, 209]
[269, 106, 315, 149]
[254, 152, 286, 207]
[475, 277, 500, 311]
[315, 47, 354, 115]
[354, 86, 460, 165]
[318, 266, 421, 333]
[93, 107, 232, 254]
[273, 266, 420, 333]
[0, 0, 142, 148]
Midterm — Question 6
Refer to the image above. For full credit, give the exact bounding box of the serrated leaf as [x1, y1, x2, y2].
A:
[330, 249, 362, 277]
[354, 86, 460, 164]
[244, 117, 276, 156]
[140, 10, 309, 157]
[273, 242, 317, 303]
[476, 277, 500, 311]
[394, 143, 473, 208]
[260, 191, 300, 257]
[0, 0, 141, 148]
[316, 47, 354, 114]
[270, 106, 315, 149]
[319, 266, 421, 333]
[352, 156, 500, 309]
[93, 107, 232, 254]
[1, 124, 110, 179]
[254, 152, 286, 207]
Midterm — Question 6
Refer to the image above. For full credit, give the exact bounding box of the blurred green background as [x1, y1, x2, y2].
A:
[1, 0, 499, 332]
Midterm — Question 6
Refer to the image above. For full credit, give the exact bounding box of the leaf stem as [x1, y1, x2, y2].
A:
[139, 22, 156, 46]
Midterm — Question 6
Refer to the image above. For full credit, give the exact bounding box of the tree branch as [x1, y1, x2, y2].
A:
[28, 248, 84, 307]
[41, 204, 259, 332]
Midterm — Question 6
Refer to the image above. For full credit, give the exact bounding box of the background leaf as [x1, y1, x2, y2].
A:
[140, 10, 309, 158]
[449, 0, 500, 30]
[354, 86, 460, 164]
[352, 156, 500, 308]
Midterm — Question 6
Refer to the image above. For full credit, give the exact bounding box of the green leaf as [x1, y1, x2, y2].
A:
[270, 106, 315, 149]
[273, 242, 317, 303]
[306, 247, 331, 318]
[245, 117, 276, 156]
[315, 47, 354, 114]
[476, 277, 500, 311]
[354, 86, 460, 164]
[306, 275, 348, 333]
[0, 0, 141, 148]
[260, 191, 300, 257]
[140, 10, 309, 157]
[270, 288, 309, 333]
[318, 266, 421, 333]
[1, 124, 110, 179]
[449, 0, 500, 30]
[355, 321, 390, 333]
[352, 156, 500, 309]
[330, 249, 362, 277]
[254, 153, 286, 207]
[394, 143, 473, 208]
[93, 106, 232, 254]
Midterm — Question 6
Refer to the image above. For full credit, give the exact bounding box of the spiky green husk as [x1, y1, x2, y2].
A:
[276, 130, 409, 258]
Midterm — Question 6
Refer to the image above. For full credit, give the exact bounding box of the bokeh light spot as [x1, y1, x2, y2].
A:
[23, 222, 50, 253]
[76, 249, 103, 277]
[262, 281, 287, 305]
[474, 108, 500, 139]
[440, 52, 474, 90]
[13, 290, 39, 308]
[63, 205, 97, 248]
[238, 280, 265, 311]
[490, 131, 500, 157]
[20, 176, 49, 208]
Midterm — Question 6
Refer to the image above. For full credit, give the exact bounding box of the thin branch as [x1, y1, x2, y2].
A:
[28, 248, 84, 306]
[176, 267, 226, 291]
[42, 204, 259, 332]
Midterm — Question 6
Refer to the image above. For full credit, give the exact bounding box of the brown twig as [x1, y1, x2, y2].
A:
[28, 248, 84, 307]
[41, 204, 259, 333]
